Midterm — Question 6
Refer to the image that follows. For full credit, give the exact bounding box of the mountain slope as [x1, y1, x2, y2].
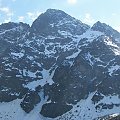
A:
[31, 9, 89, 36]
[0, 9, 120, 120]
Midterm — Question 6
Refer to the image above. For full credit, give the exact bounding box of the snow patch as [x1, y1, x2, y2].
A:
[104, 36, 120, 55]
[0, 92, 51, 120]
[112, 48, 120, 55]
[104, 37, 119, 48]
[11, 52, 24, 58]
[108, 65, 120, 76]
[85, 52, 94, 66]
[97, 95, 120, 105]
[24, 69, 54, 90]
[79, 29, 103, 43]
[56, 93, 120, 120]
[58, 30, 72, 37]
[22, 69, 37, 78]
[66, 50, 81, 59]
[110, 113, 119, 117]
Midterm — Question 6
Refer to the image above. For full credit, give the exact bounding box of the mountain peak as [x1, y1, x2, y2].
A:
[45, 8, 66, 15]
[91, 21, 120, 38]
[92, 21, 106, 31]
[94, 21, 102, 25]
[36, 9, 70, 22]
[38, 8, 70, 23]
[31, 9, 89, 36]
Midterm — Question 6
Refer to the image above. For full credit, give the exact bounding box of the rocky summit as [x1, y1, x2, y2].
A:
[0, 9, 120, 120]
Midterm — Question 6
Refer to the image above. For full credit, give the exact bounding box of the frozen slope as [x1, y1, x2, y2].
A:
[0, 93, 120, 120]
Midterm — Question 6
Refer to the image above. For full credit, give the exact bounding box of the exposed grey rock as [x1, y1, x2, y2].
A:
[0, 9, 120, 119]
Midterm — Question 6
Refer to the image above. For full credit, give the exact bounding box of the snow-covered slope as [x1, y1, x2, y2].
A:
[55, 93, 120, 120]
[0, 93, 119, 120]
[0, 92, 51, 120]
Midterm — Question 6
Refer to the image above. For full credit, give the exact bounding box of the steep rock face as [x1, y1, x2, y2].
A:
[42, 31, 120, 118]
[20, 91, 41, 113]
[0, 22, 31, 106]
[0, 10, 90, 115]
[0, 22, 30, 41]
[0, 22, 30, 55]
[31, 9, 89, 36]
[92, 21, 120, 41]
[0, 9, 120, 120]
[0, 22, 29, 32]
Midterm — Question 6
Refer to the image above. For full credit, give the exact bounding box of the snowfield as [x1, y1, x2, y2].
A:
[0, 93, 120, 120]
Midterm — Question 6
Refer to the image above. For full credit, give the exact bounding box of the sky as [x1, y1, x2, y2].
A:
[0, 0, 120, 32]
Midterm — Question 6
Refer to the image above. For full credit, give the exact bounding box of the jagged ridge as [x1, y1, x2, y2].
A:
[0, 9, 120, 120]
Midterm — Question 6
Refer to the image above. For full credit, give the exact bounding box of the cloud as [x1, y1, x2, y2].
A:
[112, 13, 117, 16]
[4, 17, 11, 23]
[0, 0, 1, 6]
[67, 0, 77, 5]
[0, 7, 14, 17]
[27, 11, 42, 21]
[17, 11, 42, 24]
[0, 6, 13, 23]
[11, 0, 16, 2]
[83, 13, 95, 25]
[115, 26, 120, 32]
[0, 2, 14, 24]
[18, 16, 25, 22]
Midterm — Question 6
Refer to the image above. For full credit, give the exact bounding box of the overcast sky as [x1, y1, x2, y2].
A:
[0, 0, 120, 32]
